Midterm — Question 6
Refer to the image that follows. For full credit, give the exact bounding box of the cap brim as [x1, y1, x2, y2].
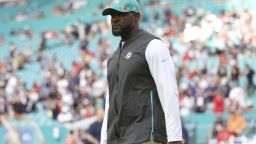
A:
[102, 8, 129, 16]
[102, 8, 116, 16]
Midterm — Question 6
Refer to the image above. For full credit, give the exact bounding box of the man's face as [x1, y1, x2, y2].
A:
[110, 11, 133, 36]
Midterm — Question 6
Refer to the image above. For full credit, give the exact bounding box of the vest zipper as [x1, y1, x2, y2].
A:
[115, 41, 123, 114]
[150, 90, 154, 141]
[113, 41, 123, 138]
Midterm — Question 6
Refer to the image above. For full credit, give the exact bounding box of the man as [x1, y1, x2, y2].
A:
[101, 0, 182, 143]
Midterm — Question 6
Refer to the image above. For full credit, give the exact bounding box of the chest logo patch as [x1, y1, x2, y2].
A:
[125, 51, 133, 59]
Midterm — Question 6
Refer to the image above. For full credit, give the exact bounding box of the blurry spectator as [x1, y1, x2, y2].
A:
[91, 75, 105, 109]
[213, 91, 225, 114]
[12, 91, 27, 116]
[245, 64, 255, 95]
[218, 77, 230, 98]
[179, 88, 194, 116]
[217, 124, 231, 144]
[61, 91, 74, 109]
[8, 42, 17, 58]
[72, 108, 82, 122]
[80, 132, 99, 144]
[24, 48, 32, 63]
[68, 73, 80, 96]
[56, 74, 69, 97]
[25, 89, 38, 112]
[0, 60, 4, 72]
[204, 77, 218, 103]
[217, 63, 227, 78]
[71, 61, 82, 75]
[0, 89, 7, 115]
[82, 109, 104, 144]
[96, 39, 112, 61]
[21, 26, 33, 40]
[70, 25, 79, 39]
[39, 32, 47, 51]
[209, 114, 226, 141]
[87, 109, 103, 141]
[194, 88, 207, 113]
[227, 110, 247, 136]
[80, 38, 89, 52]
[57, 105, 73, 123]
[65, 130, 82, 144]
[218, 50, 228, 66]
[230, 65, 240, 87]
[39, 77, 53, 101]
[80, 99, 94, 118]
[63, 26, 76, 45]
[243, 100, 256, 137]
[44, 93, 59, 120]
[12, 51, 26, 70]
[228, 86, 247, 109]
[5, 74, 19, 101]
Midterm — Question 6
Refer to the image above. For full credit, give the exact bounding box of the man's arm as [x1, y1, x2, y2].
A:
[100, 90, 109, 144]
[145, 39, 183, 143]
[84, 132, 100, 144]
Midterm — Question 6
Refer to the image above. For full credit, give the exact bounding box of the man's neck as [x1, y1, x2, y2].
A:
[121, 27, 139, 42]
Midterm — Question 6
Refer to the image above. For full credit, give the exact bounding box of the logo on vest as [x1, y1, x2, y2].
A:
[125, 51, 133, 59]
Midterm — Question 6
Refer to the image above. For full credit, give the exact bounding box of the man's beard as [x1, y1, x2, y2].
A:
[112, 22, 132, 37]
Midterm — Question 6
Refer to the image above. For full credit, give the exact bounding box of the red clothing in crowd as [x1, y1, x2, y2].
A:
[217, 131, 231, 143]
[213, 95, 224, 113]
[0, 61, 4, 71]
[71, 62, 81, 74]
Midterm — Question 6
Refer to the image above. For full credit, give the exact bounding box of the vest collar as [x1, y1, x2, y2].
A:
[122, 29, 145, 47]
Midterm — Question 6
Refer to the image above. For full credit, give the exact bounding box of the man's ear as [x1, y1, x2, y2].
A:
[134, 13, 140, 22]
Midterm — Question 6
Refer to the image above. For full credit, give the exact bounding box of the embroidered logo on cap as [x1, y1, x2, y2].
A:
[114, 0, 120, 4]
[121, 4, 129, 10]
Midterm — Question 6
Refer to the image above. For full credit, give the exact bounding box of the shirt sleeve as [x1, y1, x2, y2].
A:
[100, 89, 109, 144]
[145, 39, 182, 142]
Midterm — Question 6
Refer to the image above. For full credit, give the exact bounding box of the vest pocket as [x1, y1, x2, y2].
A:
[125, 100, 140, 117]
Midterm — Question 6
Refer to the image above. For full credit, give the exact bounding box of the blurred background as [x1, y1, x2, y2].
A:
[0, 0, 256, 144]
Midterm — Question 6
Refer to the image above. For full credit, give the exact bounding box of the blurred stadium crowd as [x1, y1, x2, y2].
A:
[0, 0, 256, 144]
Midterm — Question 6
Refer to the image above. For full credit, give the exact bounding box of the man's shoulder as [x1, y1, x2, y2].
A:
[140, 29, 159, 40]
